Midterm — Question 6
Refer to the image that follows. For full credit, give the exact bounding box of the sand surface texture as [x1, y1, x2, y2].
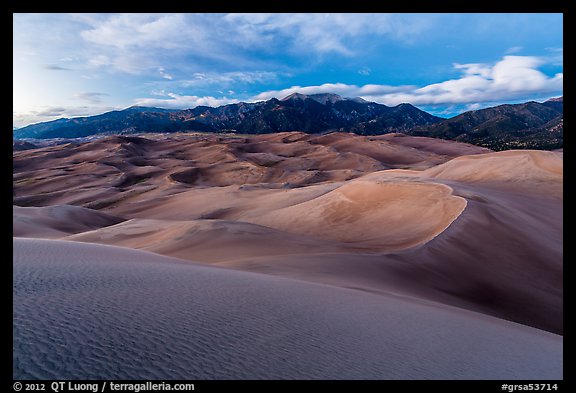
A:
[13, 132, 562, 379]
[14, 238, 562, 380]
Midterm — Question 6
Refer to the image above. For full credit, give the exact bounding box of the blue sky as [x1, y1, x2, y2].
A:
[13, 13, 563, 127]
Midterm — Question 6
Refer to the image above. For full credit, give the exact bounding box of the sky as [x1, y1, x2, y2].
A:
[13, 13, 563, 128]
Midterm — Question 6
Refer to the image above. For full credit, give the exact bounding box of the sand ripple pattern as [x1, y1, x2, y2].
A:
[14, 239, 562, 380]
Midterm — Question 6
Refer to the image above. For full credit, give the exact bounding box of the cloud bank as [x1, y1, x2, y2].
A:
[372, 56, 562, 106]
[135, 56, 562, 110]
[77, 13, 434, 75]
[135, 93, 239, 109]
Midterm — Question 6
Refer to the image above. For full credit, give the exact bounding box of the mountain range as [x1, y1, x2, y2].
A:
[13, 93, 563, 150]
[409, 97, 563, 150]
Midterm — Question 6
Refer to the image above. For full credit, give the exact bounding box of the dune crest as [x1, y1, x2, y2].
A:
[65, 218, 342, 262]
[245, 180, 466, 251]
[424, 150, 563, 190]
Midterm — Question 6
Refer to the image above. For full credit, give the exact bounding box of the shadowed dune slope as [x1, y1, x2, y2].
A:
[14, 239, 562, 380]
[13, 205, 124, 238]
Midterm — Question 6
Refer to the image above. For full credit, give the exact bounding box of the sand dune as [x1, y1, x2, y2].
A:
[13, 132, 562, 343]
[64, 180, 466, 258]
[14, 238, 562, 380]
[377, 133, 493, 157]
[65, 218, 343, 262]
[222, 184, 563, 334]
[244, 180, 466, 250]
[423, 150, 563, 194]
[13, 205, 124, 238]
[13, 132, 489, 208]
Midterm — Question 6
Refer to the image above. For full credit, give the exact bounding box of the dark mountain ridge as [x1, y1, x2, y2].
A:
[13, 94, 562, 150]
[14, 94, 442, 139]
[408, 97, 563, 150]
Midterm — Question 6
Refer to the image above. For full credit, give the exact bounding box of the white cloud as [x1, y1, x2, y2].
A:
[225, 13, 350, 55]
[88, 52, 154, 74]
[80, 13, 191, 50]
[74, 92, 108, 104]
[68, 13, 438, 77]
[158, 67, 173, 80]
[88, 54, 111, 68]
[250, 83, 413, 102]
[224, 13, 434, 56]
[181, 71, 279, 87]
[545, 47, 563, 66]
[77, 14, 265, 75]
[134, 93, 239, 109]
[453, 62, 492, 78]
[243, 56, 563, 107]
[363, 56, 563, 105]
[129, 55, 562, 111]
[356, 84, 416, 95]
[465, 103, 482, 111]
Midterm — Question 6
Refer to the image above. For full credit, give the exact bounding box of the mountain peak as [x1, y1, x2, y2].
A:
[281, 92, 309, 101]
[280, 92, 347, 105]
[124, 106, 175, 113]
[546, 96, 563, 102]
[350, 97, 369, 104]
[308, 93, 345, 105]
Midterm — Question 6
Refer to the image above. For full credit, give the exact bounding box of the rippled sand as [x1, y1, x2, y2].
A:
[14, 239, 562, 380]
